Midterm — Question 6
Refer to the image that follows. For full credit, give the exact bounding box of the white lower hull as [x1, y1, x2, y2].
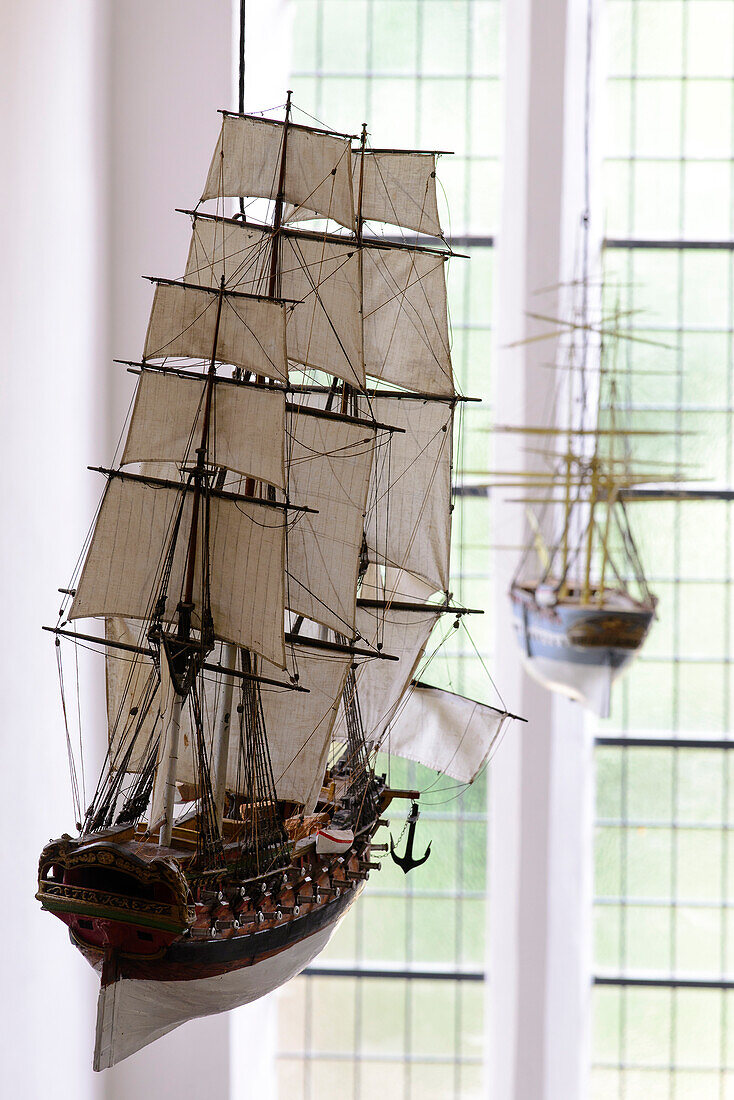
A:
[94, 893, 358, 1070]
[519, 653, 614, 718]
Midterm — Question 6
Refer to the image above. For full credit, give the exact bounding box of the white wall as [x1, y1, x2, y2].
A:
[0, 3, 106, 1095]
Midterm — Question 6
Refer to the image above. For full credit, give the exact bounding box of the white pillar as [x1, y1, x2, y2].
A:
[98, 2, 234, 1095]
[488, 0, 597, 1097]
[0, 2, 106, 1095]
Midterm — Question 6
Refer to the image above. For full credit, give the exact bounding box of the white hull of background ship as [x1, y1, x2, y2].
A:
[37, 94, 515, 1069]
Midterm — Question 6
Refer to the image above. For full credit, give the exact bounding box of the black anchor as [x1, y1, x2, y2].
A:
[390, 801, 431, 874]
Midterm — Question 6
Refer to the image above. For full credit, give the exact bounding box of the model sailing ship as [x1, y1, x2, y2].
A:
[499, 296, 677, 716]
[37, 97, 513, 1069]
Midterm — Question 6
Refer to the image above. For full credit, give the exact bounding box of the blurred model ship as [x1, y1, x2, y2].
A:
[37, 96, 515, 1069]
[497, 294, 684, 716]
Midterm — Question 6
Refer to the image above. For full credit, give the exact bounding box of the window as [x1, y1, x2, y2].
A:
[270, 3, 501, 1096]
[592, 2, 734, 1094]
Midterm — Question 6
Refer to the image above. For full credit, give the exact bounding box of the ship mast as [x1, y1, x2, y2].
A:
[210, 94, 292, 837]
[157, 275, 226, 847]
[335, 122, 380, 829]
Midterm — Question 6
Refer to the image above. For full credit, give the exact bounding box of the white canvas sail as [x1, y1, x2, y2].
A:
[380, 682, 508, 782]
[362, 246, 453, 395]
[122, 370, 286, 489]
[240, 646, 351, 810]
[144, 281, 288, 383]
[201, 114, 355, 230]
[334, 571, 441, 743]
[70, 475, 286, 667]
[285, 406, 376, 636]
[286, 149, 443, 237]
[185, 215, 453, 395]
[104, 617, 161, 775]
[364, 395, 453, 592]
[185, 217, 364, 388]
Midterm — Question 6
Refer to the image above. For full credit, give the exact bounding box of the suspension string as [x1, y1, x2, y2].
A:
[238, 0, 246, 218]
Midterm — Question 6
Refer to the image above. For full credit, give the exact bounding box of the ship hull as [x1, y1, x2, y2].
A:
[93, 885, 361, 1070]
[38, 803, 380, 1069]
[510, 585, 655, 716]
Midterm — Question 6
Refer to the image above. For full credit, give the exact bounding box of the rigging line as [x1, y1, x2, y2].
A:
[286, 436, 376, 465]
[361, 613, 451, 748]
[272, 693, 346, 786]
[73, 626, 86, 812]
[56, 642, 82, 827]
[110, 379, 140, 470]
[580, 0, 594, 385]
[461, 619, 507, 712]
[57, 485, 107, 622]
[107, 664, 160, 774]
[368, 420, 450, 584]
[363, 250, 451, 371]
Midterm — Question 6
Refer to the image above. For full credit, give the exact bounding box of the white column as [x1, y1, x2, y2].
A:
[488, 0, 597, 1097]
[99, 2, 234, 1096]
[0, 2, 106, 1095]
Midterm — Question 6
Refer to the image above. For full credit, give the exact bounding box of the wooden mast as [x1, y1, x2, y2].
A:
[212, 94, 292, 830]
[159, 275, 225, 847]
[267, 90, 292, 299]
[340, 122, 366, 419]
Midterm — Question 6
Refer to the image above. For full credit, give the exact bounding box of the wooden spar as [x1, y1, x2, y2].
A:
[284, 631, 399, 661]
[218, 107, 357, 141]
[89, 468, 315, 511]
[144, 275, 297, 305]
[120, 360, 283, 393]
[618, 487, 734, 501]
[493, 425, 690, 436]
[288, 383, 472, 403]
[286, 402, 404, 434]
[43, 627, 310, 691]
[238, 0, 245, 219]
[349, 123, 367, 419]
[356, 598, 482, 615]
[178, 208, 455, 258]
[122, 363, 405, 433]
[364, 146, 453, 156]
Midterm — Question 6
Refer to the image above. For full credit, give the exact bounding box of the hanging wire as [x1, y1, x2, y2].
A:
[238, 0, 246, 218]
